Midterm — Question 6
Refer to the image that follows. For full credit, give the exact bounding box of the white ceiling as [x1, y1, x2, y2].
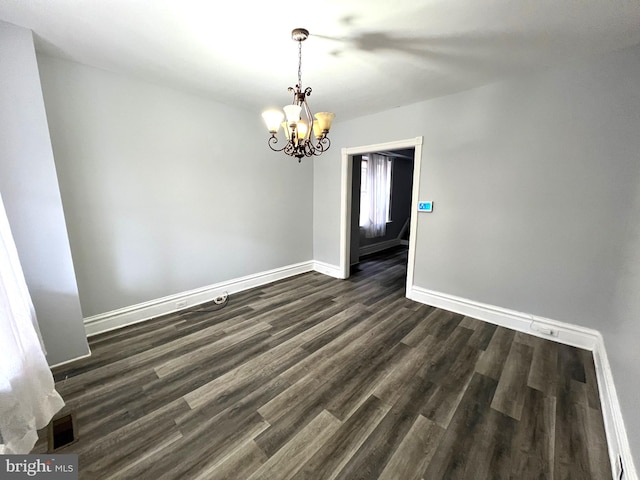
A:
[1, 0, 640, 121]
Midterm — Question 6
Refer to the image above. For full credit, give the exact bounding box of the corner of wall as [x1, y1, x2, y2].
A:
[407, 284, 637, 480]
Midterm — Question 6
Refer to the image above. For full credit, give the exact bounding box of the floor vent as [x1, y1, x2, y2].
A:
[48, 413, 77, 451]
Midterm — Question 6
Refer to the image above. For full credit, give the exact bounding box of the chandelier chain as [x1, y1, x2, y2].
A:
[298, 40, 302, 87]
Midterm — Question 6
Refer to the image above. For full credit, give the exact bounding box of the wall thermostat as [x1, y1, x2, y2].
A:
[418, 201, 433, 212]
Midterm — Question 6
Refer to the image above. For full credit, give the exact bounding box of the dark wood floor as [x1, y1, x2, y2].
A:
[39, 247, 612, 479]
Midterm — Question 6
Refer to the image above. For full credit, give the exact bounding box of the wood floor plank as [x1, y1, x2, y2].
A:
[490, 341, 534, 420]
[278, 305, 373, 384]
[586, 403, 613, 480]
[141, 332, 275, 413]
[514, 330, 539, 347]
[255, 340, 412, 457]
[248, 410, 341, 480]
[299, 306, 371, 354]
[466, 321, 498, 351]
[554, 379, 595, 479]
[509, 386, 556, 479]
[153, 321, 272, 378]
[419, 325, 474, 386]
[422, 372, 500, 479]
[377, 414, 444, 480]
[291, 395, 390, 480]
[175, 372, 291, 434]
[431, 310, 463, 339]
[459, 315, 481, 330]
[557, 343, 587, 383]
[265, 296, 337, 332]
[400, 307, 446, 347]
[427, 373, 518, 480]
[421, 380, 473, 429]
[581, 348, 604, 410]
[372, 334, 438, 407]
[475, 326, 516, 380]
[268, 301, 356, 343]
[151, 413, 270, 479]
[102, 431, 184, 480]
[175, 304, 255, 335]
[527, 336, 558, 396]
[332, 375, 439, 480]
[438, 342, 481, 390]
[470, 409, 516, 479]
[183, 344, 306, 410]
[197, 437, 268, 480]
[254, 394, 327, 458]
[324, 341, 413, 420]
[58, 323, 230, 395]
[277, 301, 409, 387]
[257, 307, 414, 425]
[79, 398, 190, 475]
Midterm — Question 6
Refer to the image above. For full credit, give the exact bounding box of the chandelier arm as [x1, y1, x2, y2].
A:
[312, 136, 331, 155]
[267, 135, 288, 153]
[304, 141, 315, 157]
[288, 86, 298, 104]
[301, 99, 314, 142]
[284, 141, 296, 157]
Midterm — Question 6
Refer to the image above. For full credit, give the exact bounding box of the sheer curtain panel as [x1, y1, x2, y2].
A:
[363, 154, 390, 238]
[0, 193, 64, 454]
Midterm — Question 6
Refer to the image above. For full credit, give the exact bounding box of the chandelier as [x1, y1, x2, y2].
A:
[262, 28, 335, 162]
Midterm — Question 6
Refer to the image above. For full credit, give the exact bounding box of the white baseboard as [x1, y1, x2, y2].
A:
[49, 351, 92, 370]
[408, 285, 636, 480]
[84, 261, 315, 336]
[592, 335, 638, 480]
[408, 286, 598, 350]
[359, 238, 401, 257]
[313, 260, 344, 279]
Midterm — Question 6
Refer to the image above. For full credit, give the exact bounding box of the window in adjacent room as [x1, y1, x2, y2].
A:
[359, 154, 393, 237]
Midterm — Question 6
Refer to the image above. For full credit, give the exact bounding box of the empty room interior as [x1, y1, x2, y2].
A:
[1, 1, 639, 479]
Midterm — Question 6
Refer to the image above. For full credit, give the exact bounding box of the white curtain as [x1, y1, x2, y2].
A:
[0, 193, 64, 454]
[363, 154, 390, 238]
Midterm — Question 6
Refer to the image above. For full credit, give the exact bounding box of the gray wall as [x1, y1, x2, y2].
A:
[0, 21, 89, 365]
[37, 55, 314, 318]
[314, 43, 640, 467]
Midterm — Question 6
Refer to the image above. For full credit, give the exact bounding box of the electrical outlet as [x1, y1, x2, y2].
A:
[538, 326, 558, 336]
[176, 300, 187, 309]
[530, 321, 559, 337]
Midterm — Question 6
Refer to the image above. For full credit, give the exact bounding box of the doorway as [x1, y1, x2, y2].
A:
[349, 147, 415, 270]
[339, 137, 423, 296]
